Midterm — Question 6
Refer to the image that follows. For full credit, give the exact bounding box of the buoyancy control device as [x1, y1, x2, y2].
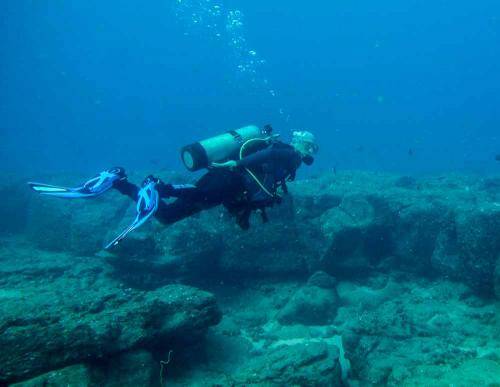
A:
[180, 125, 273, 171]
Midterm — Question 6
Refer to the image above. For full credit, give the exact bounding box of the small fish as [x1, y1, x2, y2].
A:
[495, 154, 500, 161]
[408, 148, 414, 157]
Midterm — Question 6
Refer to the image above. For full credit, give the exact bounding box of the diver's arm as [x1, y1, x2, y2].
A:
[210, 150, 274, 169]
[211, 160, 238, 169]
[237, 148, 296, 169]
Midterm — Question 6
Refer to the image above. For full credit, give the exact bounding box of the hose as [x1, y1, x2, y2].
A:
[239, 136, 281, 199]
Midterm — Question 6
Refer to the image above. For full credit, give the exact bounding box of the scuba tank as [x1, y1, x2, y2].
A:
[181, 125, 272, 171]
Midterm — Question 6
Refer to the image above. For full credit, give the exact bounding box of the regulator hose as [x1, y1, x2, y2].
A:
[239, 135, 281, 199]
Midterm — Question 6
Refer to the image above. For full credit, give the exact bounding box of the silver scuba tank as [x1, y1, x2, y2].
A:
[181, 125, 272, 171]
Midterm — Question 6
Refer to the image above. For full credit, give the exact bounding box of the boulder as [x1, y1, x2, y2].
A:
[430, 223, 461, 278]
[307, 270, 337, 289]
[0, 246, 221, 385]
[392, 201, 452, 273]
[10, 364, 92, 387]
[393, 359, 500, 386]
[25, 190, 131, 255]
[278, 284, 339, 325]
[218, 196, 313, 276]
[10, 350, 157, 387]
[336, 279, 400, 311]
[455, 205, 500, 294]
[319, 194, 394, 276]
[107, 211, 226, 289]
[237, 342, 342, 386]
[91, 350, 157, 387]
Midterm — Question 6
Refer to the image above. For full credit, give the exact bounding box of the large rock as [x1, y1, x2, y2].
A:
[336, 278, 400, 311]
[392, 201, 452, 273]
[107, 212, 226, 289]
[0, 244, 221, 385]
[391, 359, 500, 386]
[278, 284, 339, 325]
[11, 350, 157, 387]
[9, 170, 500, 296]
[237, 342, 342, 386]
[307, 270, 337, 289]
[335, 276, 499, 385]
[90, 350, 157, 387]
[318, 193, 394, 276]
[10, 364, 92, 387]
[455, 205, 500, 293]
[430, 222, 461, 278]
[25, 189, 131, 255]
[218, 196, 314, 276]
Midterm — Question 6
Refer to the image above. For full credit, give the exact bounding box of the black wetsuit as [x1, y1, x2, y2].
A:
[114, 141, 302, 229]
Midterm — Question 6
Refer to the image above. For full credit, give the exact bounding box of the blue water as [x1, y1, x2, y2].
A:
[1, 0, 499, 176]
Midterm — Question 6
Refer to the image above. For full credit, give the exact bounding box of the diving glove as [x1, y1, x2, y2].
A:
[28, 167, 126, 198]
[105, 176, 160, 249]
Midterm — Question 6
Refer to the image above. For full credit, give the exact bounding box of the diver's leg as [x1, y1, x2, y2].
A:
[114, 179, 202, 203]
[113, 176, 200, 204]
[157, 183, 198, 199]
[154, 171, 244, 225]
[105, 171, 246, 248]
[160, 170, 245, 203]
[108, 170, 243, 245]
[154, 198, 217, 225]
[113, 179, 139, 201]
[114, 169, 245, 204]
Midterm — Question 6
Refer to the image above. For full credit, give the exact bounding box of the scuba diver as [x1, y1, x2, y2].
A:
[28, 125, 318, 248]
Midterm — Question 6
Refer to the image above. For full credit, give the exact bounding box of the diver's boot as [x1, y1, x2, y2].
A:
[28, 167, 127, 198]
[105, 175, 160, 249]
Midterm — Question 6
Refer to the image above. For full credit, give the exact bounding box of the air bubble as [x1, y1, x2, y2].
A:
[173, 0, 289, 121]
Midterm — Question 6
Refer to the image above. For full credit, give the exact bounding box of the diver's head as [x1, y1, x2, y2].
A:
[291, 130, 318, 165]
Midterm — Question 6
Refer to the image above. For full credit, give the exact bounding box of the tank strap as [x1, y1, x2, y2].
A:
[227, 130, 243, 143]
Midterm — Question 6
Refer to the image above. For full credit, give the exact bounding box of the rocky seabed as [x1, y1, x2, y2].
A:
[0, 171, 499, 386]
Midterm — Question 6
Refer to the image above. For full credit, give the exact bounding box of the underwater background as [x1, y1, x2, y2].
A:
[1, 1, 500, 386]
[2, 0, 499, 176]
